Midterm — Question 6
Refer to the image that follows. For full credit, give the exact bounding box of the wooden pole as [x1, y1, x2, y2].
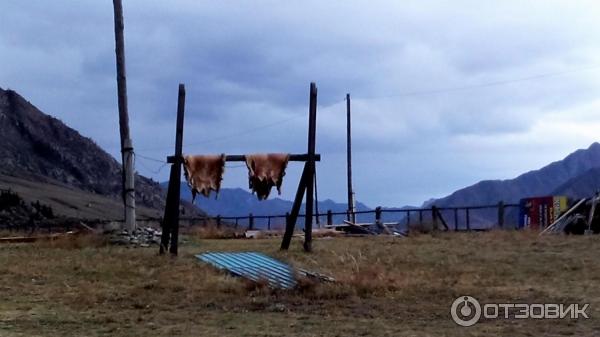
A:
[497, 201, 505, 228]
[432, 206, 439, 231]
[314, 171, 321, 228]
[112, 0, 136, 232]
[466, 208, 471, 231]
[346, 93, 356, 223]
[168, 153, 320, 163]
[280, 82, 319, 251]
[454, 208, 459, 231]
[437, 208, 449, 231]
[280, 164, 309, 250]
[304, 82, 318, 253]
[159, 84, 186, 255]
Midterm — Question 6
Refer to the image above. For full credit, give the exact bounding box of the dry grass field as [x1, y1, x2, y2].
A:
[1, 230, 600, 336]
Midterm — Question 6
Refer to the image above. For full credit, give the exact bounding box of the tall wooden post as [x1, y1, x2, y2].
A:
[346, 93, 356, 223]
[160, 84, 186, 255]
[112, 0, 136, 232]
[304, 82, 318, 252]
[280, 82, 318, 252]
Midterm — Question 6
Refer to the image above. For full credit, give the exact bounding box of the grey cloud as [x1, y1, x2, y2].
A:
[2, 1, 600, 206]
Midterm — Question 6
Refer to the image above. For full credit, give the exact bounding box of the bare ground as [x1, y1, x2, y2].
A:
[1, 230, 599, 336]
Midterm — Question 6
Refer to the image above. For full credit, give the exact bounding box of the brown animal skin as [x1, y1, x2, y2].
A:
[183, 154, 226, 202]
[245, 153, 290, 200]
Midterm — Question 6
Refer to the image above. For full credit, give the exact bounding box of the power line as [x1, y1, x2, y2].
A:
[136, 152, 247, 172]
[352, 64, 600, 100]
[137, 114, 303, 152]
[124, 64, 600, 154]
[134, 153, 168, 174]
[135, 153, 166, 163]
[185, 114, 302, 147]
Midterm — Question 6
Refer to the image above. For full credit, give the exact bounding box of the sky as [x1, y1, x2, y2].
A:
[2, 1, 600, 208]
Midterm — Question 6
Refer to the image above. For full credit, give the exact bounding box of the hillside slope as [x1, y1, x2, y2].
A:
[431, 143, 600, 207]
[0, 87, 201, 220]
[0, 87, 167, 209]
[552, 167, 600, 200]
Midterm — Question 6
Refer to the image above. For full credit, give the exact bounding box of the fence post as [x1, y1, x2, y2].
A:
[406, 210, 410, 227]
[432, 206, 439, 231]
[249, 213, 254, 230]
[466, 208, 471, 231]
[454, 208, 459, 231]
[216, 215, 221, 228]
[268, 216, 271, 230]
[327, 210, 333, 227]
[375, 206, 382, 225]
[497, 201, 505, 228]
[419, 210, 423, 226]
[234, 218, 239, 229]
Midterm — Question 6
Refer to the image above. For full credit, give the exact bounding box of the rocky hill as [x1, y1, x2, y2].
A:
[0, 87, 167, 209]
[552, 167, 600, 199]
[0, 87, 200, 221]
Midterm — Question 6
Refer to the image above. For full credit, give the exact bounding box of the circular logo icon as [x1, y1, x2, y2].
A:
[451, 296, 481, 327]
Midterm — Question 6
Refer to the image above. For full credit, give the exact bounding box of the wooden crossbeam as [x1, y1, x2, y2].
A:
[167, 153, 320, 164]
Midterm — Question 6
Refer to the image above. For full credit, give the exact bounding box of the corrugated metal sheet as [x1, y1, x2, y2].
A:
[196, 252, 298, 289]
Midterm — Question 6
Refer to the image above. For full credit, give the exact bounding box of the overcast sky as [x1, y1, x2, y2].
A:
[2, 1, 600, 207]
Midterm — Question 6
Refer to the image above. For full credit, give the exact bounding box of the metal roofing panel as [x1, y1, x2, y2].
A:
[197, 252, 298, 289]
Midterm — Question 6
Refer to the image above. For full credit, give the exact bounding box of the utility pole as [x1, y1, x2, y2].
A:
[346, 93, 356, 223]
[112, 0, 136, 232]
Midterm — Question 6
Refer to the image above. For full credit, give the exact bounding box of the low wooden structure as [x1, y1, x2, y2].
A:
[160, 83, 321, 255]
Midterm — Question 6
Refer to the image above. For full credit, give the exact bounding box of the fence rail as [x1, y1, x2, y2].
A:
[104, 201, 520, 231]
[0, 190, 521, 233]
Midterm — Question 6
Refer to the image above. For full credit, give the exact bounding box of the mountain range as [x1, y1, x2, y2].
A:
[2, 87, 600, 230]
[163, 184, 374, 228]
[429, 143, 600, 207]
[172, 143, 600, 229]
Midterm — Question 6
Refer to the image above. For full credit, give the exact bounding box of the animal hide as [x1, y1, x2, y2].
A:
[245, 153, 290, 200]
[183, 154, 226, 202]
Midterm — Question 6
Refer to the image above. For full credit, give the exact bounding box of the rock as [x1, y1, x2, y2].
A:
[107, 226, 163, 247]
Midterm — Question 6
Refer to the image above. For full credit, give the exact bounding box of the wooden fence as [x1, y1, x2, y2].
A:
[0, 192, 520, 233]
[110, 201, 520, 231]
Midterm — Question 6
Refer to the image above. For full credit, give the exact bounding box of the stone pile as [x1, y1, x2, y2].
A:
[109, 226, 162, 247]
